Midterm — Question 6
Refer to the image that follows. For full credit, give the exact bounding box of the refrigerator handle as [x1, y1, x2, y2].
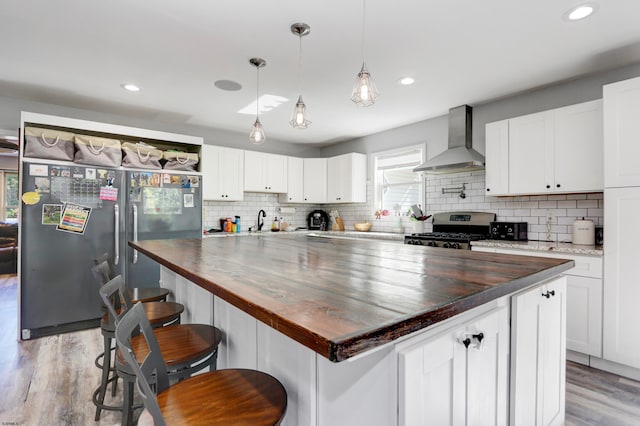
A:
[114, 203, 120, 265]
[132, 204, 138, 264]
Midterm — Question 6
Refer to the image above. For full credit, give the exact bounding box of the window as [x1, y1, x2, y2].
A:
[2, 172, 18, 222]
[373, 145, 424, 215]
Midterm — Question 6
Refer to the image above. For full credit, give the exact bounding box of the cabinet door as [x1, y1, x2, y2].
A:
[201, 144, 222, 200]
[326, 155, 344, 202]
[265, 153, 288, 193]
[303, 158, 327, 203]
[511, 277, 566, 426]
[280, 157, 304, 203]
[466, 305, 510, 426]
[566, 275, 602, 356]
[243, 150, 265, 192]
[604, 76, 640, 188]
[485, 120, 510, 196]
[603, 187, 640, 368]
[398, 325, 466, 426]
[508, 111, 554, 195]
[554, 100, 603, 192]
[220, 147, 244, 200]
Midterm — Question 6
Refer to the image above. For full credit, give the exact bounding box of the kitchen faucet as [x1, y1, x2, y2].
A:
[257, 209, 266, 231]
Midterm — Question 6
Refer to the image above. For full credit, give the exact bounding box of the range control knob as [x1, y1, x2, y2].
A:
[443, 242, 450, 248]
[428, 241, 438, 247]
[449, 242, 460, 249]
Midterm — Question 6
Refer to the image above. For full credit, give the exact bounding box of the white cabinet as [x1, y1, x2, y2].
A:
[603, 76, 640, 187]
[398, 305, 509, 426]
[326, 153, 367, 203]
[485, 120, 510, 196]
[603, 187, 640, 369]
[473, 246, 602, 357]
[279, 157, 327, 204]
[244, 151, 288, 193]
[279, 157, 304, 203]
[202, 145, 244, 201]
[486, 99, 603, 196]
[303, 158, 327, 203]
[510, 276, 566, 426]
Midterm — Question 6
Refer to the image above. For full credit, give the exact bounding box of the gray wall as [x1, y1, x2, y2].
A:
[0, 95, 322, 158]
[320, 62, 640, 158]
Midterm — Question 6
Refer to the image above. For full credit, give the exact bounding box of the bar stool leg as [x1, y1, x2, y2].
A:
[93, 335, 112, 420]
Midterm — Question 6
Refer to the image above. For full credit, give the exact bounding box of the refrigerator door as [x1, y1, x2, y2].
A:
[20, 163, 125, 337]
[125, 172, 202, 288]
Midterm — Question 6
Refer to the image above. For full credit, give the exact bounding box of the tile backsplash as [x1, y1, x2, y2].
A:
[205, 170, 604, 243]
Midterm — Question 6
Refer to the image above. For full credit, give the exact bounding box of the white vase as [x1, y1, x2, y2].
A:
[412, 221, 424, 233]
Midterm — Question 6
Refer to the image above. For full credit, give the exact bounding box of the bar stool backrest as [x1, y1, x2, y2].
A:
[97, 273, 134, 327]
[94, 253, 118, 279]
[116, 302, 170, 426]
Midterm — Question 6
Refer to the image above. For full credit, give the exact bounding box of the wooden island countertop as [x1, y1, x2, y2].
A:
[131, 234, 573, 362]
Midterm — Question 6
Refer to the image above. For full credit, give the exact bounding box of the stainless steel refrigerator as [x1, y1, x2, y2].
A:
[20, 162, 201, 339]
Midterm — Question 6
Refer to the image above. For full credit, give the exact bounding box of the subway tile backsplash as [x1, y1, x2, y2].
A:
[205, 170, 603, 243]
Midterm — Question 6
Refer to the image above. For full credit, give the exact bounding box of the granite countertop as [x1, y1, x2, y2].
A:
[131, 235, 572, 362]
[472, 240, 603, 256]
[204, 229, 405, 242]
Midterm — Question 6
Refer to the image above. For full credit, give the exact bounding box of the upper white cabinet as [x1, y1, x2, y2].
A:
[303, 158, 327, 203]
[326, 153, 367, 203]
[486, 99, 603, 196]
[485, 120, 510, 196]
[603, 76, 640, 188]
[398, 305, 509, 426]
[202, 145, 244, 201]
[510, 276, 566, 426]
[279, 157, 304, 203]
[244, 151, 288, 193]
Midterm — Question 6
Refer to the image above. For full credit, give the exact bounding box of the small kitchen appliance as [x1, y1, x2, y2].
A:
[307, 210, 329, 231]
[490, 221, 528, 241]
[404, 211, 496, 249]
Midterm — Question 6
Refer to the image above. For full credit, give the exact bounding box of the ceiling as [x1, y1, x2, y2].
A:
[1, 1, 639, 146]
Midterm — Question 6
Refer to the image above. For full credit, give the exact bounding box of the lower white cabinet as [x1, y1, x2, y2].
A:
[397, 305, 509, 426]
[473, 246, 602, 357]
[510, 276, 566, 426]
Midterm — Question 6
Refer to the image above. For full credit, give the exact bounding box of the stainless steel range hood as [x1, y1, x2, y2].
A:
[413, 105, 485, 174]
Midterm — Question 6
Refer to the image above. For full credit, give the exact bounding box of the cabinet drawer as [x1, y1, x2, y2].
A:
[484, 248, 602, 279]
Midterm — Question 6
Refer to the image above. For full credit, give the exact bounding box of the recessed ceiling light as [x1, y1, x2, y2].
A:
[215, 80, 242, 91]
[398, 77, 415, 86]
[563, 3, 598, 21]
[120, 83, 141, 92]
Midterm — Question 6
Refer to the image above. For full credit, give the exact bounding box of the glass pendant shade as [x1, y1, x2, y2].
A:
[248, 57, 267, 144]
[249, 117, 266, 145]
[351, 62, 379, 107]
[290, 95, 311, 128]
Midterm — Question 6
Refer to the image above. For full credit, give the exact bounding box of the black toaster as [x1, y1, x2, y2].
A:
[490, 222, 528, 241]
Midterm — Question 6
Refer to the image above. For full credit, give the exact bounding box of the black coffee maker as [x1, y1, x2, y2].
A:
[307, 210, 329, 230]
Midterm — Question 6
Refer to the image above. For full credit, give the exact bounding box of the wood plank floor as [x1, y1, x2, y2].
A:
[1, 275, 639, 425]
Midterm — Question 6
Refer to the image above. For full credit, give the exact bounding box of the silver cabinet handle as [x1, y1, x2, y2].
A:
[114, 203, 120, 265]
[132, 204, 138, 264]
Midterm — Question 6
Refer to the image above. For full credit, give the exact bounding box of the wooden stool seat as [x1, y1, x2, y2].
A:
[138, 369, 287, 426]
[100, 301, 183, 332]
[116, 324, 222, 373]
[130, 287, 169, 303]
[117, 303, 287, 426]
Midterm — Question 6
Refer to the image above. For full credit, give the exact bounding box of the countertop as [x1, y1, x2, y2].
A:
[472, 240, 603, 256]
[131, 235, 573, 362]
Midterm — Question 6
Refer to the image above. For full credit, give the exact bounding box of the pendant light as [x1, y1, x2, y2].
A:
[289, 23, 311, 129]
[351, 0, 379, 107]
[249, 57, 267, 145]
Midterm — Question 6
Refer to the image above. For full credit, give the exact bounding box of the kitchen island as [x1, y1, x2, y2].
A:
[131, 234, 573, 425]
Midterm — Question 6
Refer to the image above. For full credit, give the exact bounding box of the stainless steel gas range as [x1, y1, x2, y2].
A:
[404, 211, 496, 250]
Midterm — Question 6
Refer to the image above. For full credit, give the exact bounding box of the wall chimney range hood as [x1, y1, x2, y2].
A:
[413, 105, 485, 174]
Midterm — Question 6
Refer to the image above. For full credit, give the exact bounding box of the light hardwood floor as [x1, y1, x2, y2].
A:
[1, 275, 639, 425]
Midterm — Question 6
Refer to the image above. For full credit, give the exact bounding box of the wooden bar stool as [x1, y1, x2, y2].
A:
[116, 302, 287, 426]
[100, 275, 223, 426]
[94, 253, 170, 303]
[91, 262, 184, 421]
